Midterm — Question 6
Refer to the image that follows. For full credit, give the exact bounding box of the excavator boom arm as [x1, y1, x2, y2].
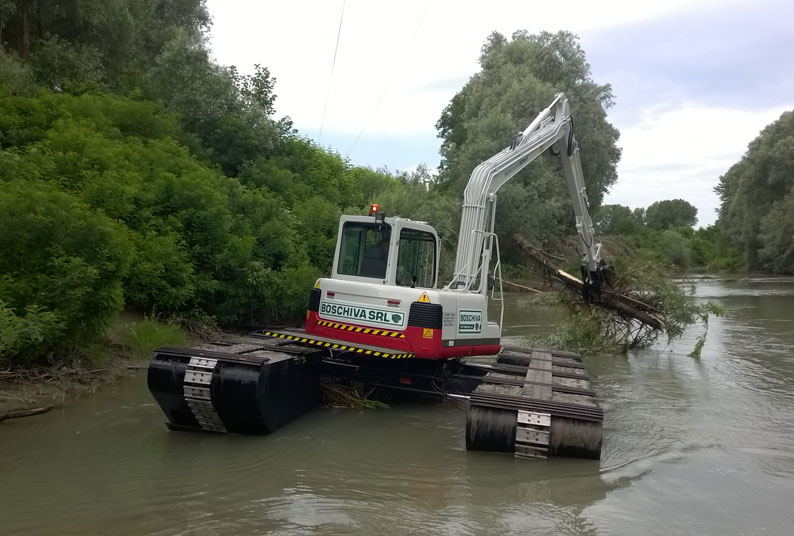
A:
[447, 93, 603, 292]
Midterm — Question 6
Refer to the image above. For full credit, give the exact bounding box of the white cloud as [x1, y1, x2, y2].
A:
[205, 1, 792, 218]
[605, 104, 790, 226]
[206, 0, 736, 138]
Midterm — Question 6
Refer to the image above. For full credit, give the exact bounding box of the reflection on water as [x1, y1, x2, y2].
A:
[2, 278, 794, 534]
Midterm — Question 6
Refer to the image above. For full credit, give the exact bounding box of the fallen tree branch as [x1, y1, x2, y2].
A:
[0, 391, 36, 404]
[496, 278, 543, 293]
[0, 405, 56, 423]
[512, 234, 665, 331]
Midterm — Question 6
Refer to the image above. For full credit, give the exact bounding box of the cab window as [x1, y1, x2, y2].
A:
[396, 228, 436, 288]
[338, 222, 391, 279]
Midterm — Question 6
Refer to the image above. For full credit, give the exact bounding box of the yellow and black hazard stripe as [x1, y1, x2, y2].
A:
[262, 331, 415, 359]
[316, 319, 405, 338]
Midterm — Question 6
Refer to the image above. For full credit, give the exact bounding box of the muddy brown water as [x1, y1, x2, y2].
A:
[2, 277, 793, 535]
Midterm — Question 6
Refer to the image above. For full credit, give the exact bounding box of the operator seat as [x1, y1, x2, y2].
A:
[360, 242, 387, 278]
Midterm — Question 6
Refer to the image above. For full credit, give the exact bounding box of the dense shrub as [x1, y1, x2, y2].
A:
[0, 89, 411, 364]
[0, 181, 131, 363]
[0, 301, 65, 364]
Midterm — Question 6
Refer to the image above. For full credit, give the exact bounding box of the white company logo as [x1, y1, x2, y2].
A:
[458, 309, 482, 334]
[320, 301, 406, 328]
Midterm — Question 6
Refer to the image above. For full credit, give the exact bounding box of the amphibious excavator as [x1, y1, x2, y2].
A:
[148, 93, 608, 459]
[303, 92, 605, 359]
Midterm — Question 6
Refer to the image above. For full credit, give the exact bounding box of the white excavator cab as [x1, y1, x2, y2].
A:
[331, 209, 440, 289]
[306, 206, 502, 359]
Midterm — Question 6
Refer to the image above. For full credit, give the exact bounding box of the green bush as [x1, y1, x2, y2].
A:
[0, 181, 131, 362]
[0, 90, 441, 350]
[707, 255, 744, 273]
[659, 230, 691, 270]
[0, 301, 65, 365]
[0, 50, 34, 95]
[124, 231, 197, 313]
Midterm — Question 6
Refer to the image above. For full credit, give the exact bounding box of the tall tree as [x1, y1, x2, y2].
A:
[644, 199, 698, 230]
[0, 0, 210, 91]
[594, 204, 644, 235]
[717, 111, 794, 272]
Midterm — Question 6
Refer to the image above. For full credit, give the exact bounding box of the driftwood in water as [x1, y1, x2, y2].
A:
[496, 277, 543, 293]
[512, 234, 665, 331]
[0, 405, 56, 423]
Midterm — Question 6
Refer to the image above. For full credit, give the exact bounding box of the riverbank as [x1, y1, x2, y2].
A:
[0, 270, 745, 422]
[0, 357, 149, 421]
[0, 312, 197, 421]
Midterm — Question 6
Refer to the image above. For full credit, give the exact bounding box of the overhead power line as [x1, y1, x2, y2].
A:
[318, 0, 346, 144]
[346, 0, 433, 159]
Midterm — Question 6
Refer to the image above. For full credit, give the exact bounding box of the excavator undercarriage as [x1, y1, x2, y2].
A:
[149, 330, 603, 460]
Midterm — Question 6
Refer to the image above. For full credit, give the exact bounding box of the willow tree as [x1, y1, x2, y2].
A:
[717, 111, 794, 272]
[0, 0, 210, 89]
[645, 199, 698, 230]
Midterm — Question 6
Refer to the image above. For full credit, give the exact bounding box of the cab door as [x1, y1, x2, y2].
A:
[392, 221, 439, 290]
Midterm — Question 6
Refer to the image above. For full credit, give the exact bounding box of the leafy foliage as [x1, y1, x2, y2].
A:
[528, 259, 723, 354]
[0, 180, 131, 362]
[0, 85, 409, 365]
[594, 204, 644, 235]
[1, 0, 210, 91]
[0, 301, 65, 364]
[0, 47, 33, 94]
[658, 230, 692, 269]
[645, 199, 698, 230]
[594, 202, 742, 272]
[757, 191, 794, 273]
[0, 1, 428, 366]
[717, 111, 794, 273]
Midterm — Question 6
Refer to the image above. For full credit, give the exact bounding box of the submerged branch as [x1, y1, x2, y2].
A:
[0, 405, 56, 422]
[512, 234, 721, 354]
[321, 379, 389, 410]
[513, 234, 665, 330]
[496, 278, 543, 293]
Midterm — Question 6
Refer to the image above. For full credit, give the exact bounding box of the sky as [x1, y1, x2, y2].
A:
[206, 0, 794, 227]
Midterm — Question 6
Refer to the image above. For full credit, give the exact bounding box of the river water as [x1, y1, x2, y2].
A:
[2, 277, 793, 535]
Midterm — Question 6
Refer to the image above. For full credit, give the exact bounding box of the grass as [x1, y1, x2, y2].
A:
[0, 314, 193, 415]
[118, 317, 188, 358]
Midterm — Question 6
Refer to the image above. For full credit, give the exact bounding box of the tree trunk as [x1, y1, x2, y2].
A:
[19, 0, 30, 58]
